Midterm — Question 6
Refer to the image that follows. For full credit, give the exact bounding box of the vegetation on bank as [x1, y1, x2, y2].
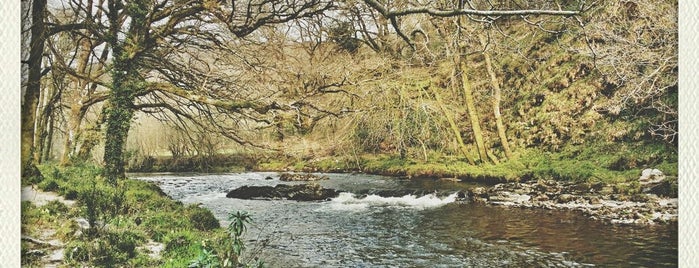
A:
[21, 164, 261, 267]
[126, 138, 676, 195]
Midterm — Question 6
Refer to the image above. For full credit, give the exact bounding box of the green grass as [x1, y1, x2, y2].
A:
[22, 163, 254, 267]
[250, 140, 676, 187]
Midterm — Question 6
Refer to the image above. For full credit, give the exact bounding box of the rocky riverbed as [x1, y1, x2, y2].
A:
[467, 177, 678, 225]
[225, 170, 678, 225]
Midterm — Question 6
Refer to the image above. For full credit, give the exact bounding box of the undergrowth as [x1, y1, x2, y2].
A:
[22, 163, 262, 267]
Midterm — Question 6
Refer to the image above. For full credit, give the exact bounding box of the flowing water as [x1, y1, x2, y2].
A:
[132, 172, 677, 267]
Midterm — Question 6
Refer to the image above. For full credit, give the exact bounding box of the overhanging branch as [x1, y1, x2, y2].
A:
[362, 0, 581, 18]
[146, 82, 284, 114]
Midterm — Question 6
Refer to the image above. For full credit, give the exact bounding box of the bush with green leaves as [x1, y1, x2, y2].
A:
[185, 211, 259, 268]
[38, 178, 60, 192]
[187, 204, 221, 231]
[76, 177, 126, 235]
[64, 228, 145, 266]
[163, 230, 198, 259]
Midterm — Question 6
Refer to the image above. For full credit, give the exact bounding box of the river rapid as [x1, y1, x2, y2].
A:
[132, 172, 677, 267]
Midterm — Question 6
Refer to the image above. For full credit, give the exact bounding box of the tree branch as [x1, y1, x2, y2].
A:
[362, 0, 581, 18]
[146, 82, 284, 114]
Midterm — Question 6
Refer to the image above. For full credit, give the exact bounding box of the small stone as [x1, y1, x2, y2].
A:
[557, 194, 576, 203]
[600, 186, 615, 195]
[75, 218, 90, 230]
[630, 194, 651, 202]
[438, 177, 461, 182]
[279, 173, 329, 181]
[534, 194, 550, 202]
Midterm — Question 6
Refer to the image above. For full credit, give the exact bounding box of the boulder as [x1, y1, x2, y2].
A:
[488, 191, 531, 204]
[279, 173, 330, 181]
[639, 169, 665, 185]
[642, 180, 676, 198]
[226, 183, 339, 201]
[468, 187, 488, 198]
[226, 185, 278, 199]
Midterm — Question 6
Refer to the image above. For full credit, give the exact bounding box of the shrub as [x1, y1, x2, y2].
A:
[64, 228, 145, 266]
[142, 211, 192, 242]
[75, 177, 126, 235]
[186, 205, 220, 231]
[105, 228, 145, 259]
[65, 240, 90, 263]
[43, 200, 70, 216]
[164, 230, 197, 257]
[38, 178, 60, 192]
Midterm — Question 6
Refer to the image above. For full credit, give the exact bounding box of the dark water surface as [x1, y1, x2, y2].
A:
[132, 172, 677, 267]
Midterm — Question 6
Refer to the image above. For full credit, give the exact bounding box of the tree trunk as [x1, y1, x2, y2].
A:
[103, 52, 139, 184]
[61, 32, 93, 165]
[21, 0, 47, 178]
[459, 60, 488, 162]
[480, 35, 513, 160]
[41, 112, 54, 162]
[60, 106, 84, 165]
[34, 80, 56, 163]
[430, 85, 476, 165]
[33, 82, 48, 163]
[76, 127, 100, 160]
[103, 0, 147, 184]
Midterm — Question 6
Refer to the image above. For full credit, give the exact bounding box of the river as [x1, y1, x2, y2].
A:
[132, 172, 677, 267]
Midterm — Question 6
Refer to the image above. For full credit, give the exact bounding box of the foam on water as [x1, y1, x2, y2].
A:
[328, 192, 458, 211]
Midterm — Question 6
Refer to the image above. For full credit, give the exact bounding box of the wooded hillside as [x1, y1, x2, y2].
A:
[21, 0, 677, 182]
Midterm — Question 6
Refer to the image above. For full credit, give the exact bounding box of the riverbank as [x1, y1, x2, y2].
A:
[126, 145, 678, 225]
[21, 164, 252, 267]
[129, 144, 677, 184]
[135, 171, 678, 267]
[467, 179, 677, 225]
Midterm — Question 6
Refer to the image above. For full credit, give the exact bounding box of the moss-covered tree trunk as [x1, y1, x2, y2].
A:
[103, 43, 142, 183]
[459, 59, 488, 163]
[61, 36, 92, 165]
[22, 0, 47, 178]
[480, 35, 513, 160]
[103, 76, 136, 184]
[34, 79, 58, 163]
[430, 84, 476, 165]
[103, 0, 148, 184]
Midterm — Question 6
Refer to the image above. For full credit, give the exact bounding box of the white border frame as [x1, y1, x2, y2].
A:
[678, 0, 697, 266]
[1, 0, 696, 267]
[1, 0, 22, 266]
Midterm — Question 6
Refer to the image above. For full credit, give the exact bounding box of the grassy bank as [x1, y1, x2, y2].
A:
[22, 163, 260, 267]
[125, 140, 677, 196]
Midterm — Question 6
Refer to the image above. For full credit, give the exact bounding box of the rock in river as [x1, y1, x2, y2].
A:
[279, 173, 330, 181]
[226, 183, 339, 201]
